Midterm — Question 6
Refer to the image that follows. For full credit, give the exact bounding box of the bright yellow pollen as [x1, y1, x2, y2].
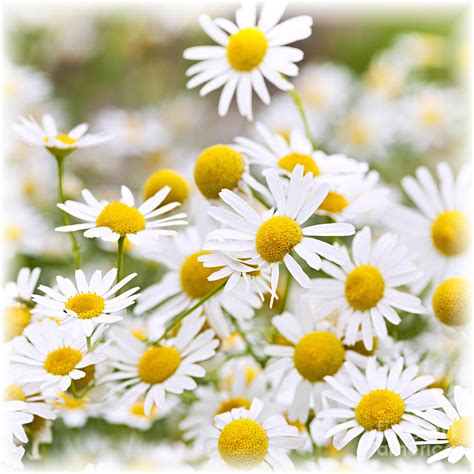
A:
[355, 389, 405, 431]
[256, 216, 302, 263]
[130, 401, 156, 417]
[180, 250, 225, 299]
[447, 417, 471, 448]
[277, 152, 320, 176]
[319, 191, 349, 214]
[431, 211, 470, 256]
[194, 145, 245, 199]
[137, 346, 181, 384]
[218, 418, 268, 469]
[44, 347, 83, 376]
[345, 265, 385, 311]
[72, 365, 96, 391]
[4, 384, 26, 401]
[293, 331, 345, 382]
[143, 169, 190, 204]
[96, 201, 146, 236]
[216, 397, 252, 415]
[432, 277, 471, 327]
[3, 305, 31, 341]
[226, 27, 268, 72]
[57, 392, 86, 409]
[65, 293, 105, 320]
[44, 134, 77, 146]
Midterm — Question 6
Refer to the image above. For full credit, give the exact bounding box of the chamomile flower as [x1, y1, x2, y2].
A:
[184, 1, 313, 119]
[311, 226, 425, 350]
[204, 165, 355, 303]
[3, 400, 33, 460]
[103, 312, 218, 416]
[318, 357, 440, 461]
[53, 392, 97, 428]
[32, 268, 140, 337]
[205, 398, 304, 470]
[387, 162, 471, 292]
[55, 185, 188, 244]
[10, 320, 105, 392]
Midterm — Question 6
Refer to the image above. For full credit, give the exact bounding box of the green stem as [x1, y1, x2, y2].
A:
[288, 88, 317, 150]
[116, 236, 125, 286]
[56, 157, 81, 269]
[231, 315, 267, 367]
[280, 272, 293, 312]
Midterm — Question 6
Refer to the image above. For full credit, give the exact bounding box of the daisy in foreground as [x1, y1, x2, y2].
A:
[32, 268, 140, 337]
[204, 165, 355, 304]
[103, 312, 218, 415]
[318, 357, 440, 461]
[184, 1, 312, 119]
[311, 226, 425, 350]
[55, 185, 187, 244]
[205, 398, 304, 470]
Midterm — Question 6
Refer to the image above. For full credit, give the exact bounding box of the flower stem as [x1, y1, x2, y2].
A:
[116, 236, 125, 286]
[230, 314, 267, 367]
[288, 88, 317, 150]
[280, 272, 293, 312]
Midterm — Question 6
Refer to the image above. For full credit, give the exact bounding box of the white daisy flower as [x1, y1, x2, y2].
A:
[205, 398, 304, 470]
[53, 392, 98, 429]
[387, 162, 470, 292]
[1, 430, 26, 470]
[55, 185, 188, 244]
[204, 165, 355, 303]
[184, 1, 313, 120]
[311, 226, 425, 350]
[318, 357, 440, 461]
[3, 400, 33, 458]
[32, 268, 140, 337]
[102, 312, 218, 416]
[10, 320, 105, 392]
[414, 386, 471, 464]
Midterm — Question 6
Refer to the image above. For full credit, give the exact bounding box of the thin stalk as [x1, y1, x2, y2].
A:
[231, 314, 267, 367]
[116, 236, 125, 286]
[280, 272, 293, 313]
[288, 88, 317, 150]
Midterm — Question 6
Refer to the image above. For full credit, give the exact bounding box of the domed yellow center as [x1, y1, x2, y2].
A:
[143, 169, 190, 204]
[57, 392, 86, 409]
[4, 384, 26, 401]
[72, 365, 96, 391]
[218, 418, 268, 469]
[432, 277, 471, 327]
[3, 305, 31, 341]
[355, 389, 405, 431]
[194, 145, 245, 199]
[44, 347, 83, 376]
[65, 293, 105, 320]
[226, 27, 268, 72]
[96, 201, 146, 236]
[293, 331, 345, 382]
[345, 265, 385, 311]
[256, 216, 302, 263]
[319, 191, 349, 214]
[277, 152, 320, 176]
[431, 211, 470, 256]
[130, 401, 156, 417]
[345, 338, 378, 356]
[215, 397, 252, 415]
[447, 417, 471, 448]
[137, 346, 181, 384]
[44, 134, 77, 146]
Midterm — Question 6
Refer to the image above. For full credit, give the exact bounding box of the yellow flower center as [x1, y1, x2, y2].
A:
[277, 152, 320, 176]
[319, 191, 349, 214]
[432, 277, 471, 327]
[194, 145, 245, 199]
[5, 225, 22, 241]
[130, 401, 156, 417]
[344, 338, 378, 356]
[431, 211, 470, 256]
[345, 265, 385, 311]
[346, 119, 369, 146]
[65, 293, 105, 320]
[137, 346, 181, 384]
[130, 329, 147, 341]
[420, 107, 441, 126]
[216, 397, 252, 415]
[44, 347, 83, 376]
[355, 389, 405, 431]
[293, 331, 345, 382]
[256, 216, 302, 263]
[3, 384, 26, 401]
[96, 201, 146, 236]
[44, 134, 78, 146]
[447, 417, 471, 448]
[226, 27, 268, 72]
[143, 169, 190, 204]
[57, 392, 86, 409]
[3, 305, 31, 341]
[218, 418, 269, 469]
[180, 250, 225, 299]
[72, 365, 96, 391]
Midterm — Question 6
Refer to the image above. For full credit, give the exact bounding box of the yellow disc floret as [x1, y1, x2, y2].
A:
[57, 392, 86, 409]
[194, 145, 245, 199]
[431, 211, 470, 256]
[72, 365, 96, 391]
[218, 418, 268, 468]
[355, 389, 405, 431]
[44, 134, 77, 146]
[278, 152, 320, 176]
[96, 201, 146, 236]
[137, 346, 181, 384]
[130, 401, 156, 417]
[44, 347, 83, 376]
[432, 277, 471, 327]
[256, 216, 302, 263]
[3, 305, 31, 341]
[4, 384, 26, 401]
[447, 417, 471, 448]
[319, 191, 349, 214]
[226, 27, 268, 72]
[216, 397, 252, 415]
[65, 293, 105, 320]
[293, 331, 345, 382]
[143, 169, 190, 204]
[345, 265, 385, 311]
